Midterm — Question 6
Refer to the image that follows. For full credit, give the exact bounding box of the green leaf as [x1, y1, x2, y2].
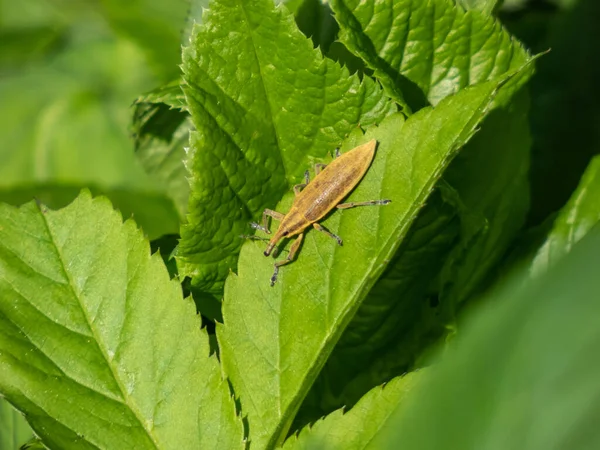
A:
[278, 0, 308, 14]
[294, 0, 338, 51]
[531, 155, 600, 275]
[182, 0, 211, 46]
[298, 57, 538, 424]
[19, 438, 48, 450]
[98, 0, 189, 80]
[0, 192, 243, 449]
[292, 0, 368, 74]
[0, 398, 33, 449]
[134, 80, 188, 110]
[455, 0, 500, 14]
[3, 185, 181, 243]
[19, 437, 47, 450]
[133, 82, 192, 218]
[380, 229, 600, 449]
[178, 0, 396, 295]
[283, 372, 423, 449]
[437, 82, 532, 309]
[296, 190, 459, 426]
[218, 77, 509, 449]
[331, 0, 529, 109]
[0, 34, 180, 240]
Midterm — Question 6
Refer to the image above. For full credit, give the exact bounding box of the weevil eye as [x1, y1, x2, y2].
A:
[283, 230, 289, 236]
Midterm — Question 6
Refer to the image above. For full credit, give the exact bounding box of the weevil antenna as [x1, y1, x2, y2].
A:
[240, 234, 270, 242]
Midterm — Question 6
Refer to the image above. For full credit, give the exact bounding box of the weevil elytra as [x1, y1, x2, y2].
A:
[251, 139, 390, 286]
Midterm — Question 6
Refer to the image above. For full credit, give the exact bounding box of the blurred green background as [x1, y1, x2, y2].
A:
[0, 0, 204, 239]
[499, 0, 600, 225]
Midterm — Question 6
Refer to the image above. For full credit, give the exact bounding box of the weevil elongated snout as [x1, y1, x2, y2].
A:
[263, 227, 289, 257]
[263, 244, 275, 257]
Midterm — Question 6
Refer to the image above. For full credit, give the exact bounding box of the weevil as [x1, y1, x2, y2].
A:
[250, 139, 390, 286]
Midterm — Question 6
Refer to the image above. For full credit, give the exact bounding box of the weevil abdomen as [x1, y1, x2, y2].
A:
[296, 140, 376, 222]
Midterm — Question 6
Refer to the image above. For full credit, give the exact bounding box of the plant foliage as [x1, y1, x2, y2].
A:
[1, 0, 599, 449]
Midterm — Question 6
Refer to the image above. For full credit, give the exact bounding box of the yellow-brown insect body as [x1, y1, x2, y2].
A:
[264, 140, 377, 256]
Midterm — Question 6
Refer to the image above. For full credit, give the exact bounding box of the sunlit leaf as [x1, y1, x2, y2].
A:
[0, 192, 243, 449]
[219, 77, 510, 448]
[178, 0, 396, 294]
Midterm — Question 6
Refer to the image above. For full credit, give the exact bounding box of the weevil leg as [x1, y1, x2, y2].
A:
[271, 233, 304, 286]
[314, 163, 327, 175]
[334, 147, 341, 158]
[313, 222, 343, 246]
[336, 199, 392, 210]
[251, 208, 285, 234]
[293, 170, 311, 195]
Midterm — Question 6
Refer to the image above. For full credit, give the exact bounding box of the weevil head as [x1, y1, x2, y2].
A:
[263, 210, 307, 256]
[264, 239, 277, 257]
[264, 225, 298, 257]
[263, 229, 287, 257]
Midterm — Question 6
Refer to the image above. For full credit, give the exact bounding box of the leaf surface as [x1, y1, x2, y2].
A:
[0, 398, 33, 449]
[0, 192, 243, 449]
[436, 81, 532, 311]
[218, 78, 507, 449]
[295, 191, 458, 425]
[297, 23, 536, 425]
[181, 0, 212, 46]
[380, 230, 600, 450]
[331, 0, 528, 108]
[531, 155, 600, 275]
[455, 0, 500, 14]
[294, 0, 338, 51]
[133, 82, 192, 218]
[178, 0, 396, 294]
[283, 373, 422, 450]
